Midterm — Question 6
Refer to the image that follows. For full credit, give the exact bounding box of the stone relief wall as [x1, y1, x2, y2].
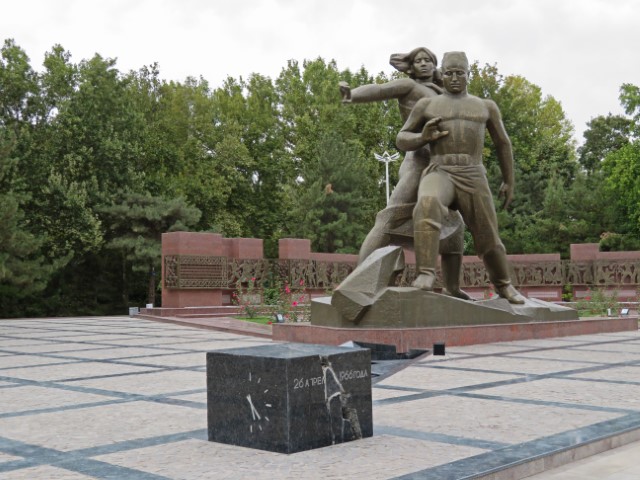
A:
[161, 234, 640, 307]
[164, 256, 357, 290]
[164, 255, 640, 290]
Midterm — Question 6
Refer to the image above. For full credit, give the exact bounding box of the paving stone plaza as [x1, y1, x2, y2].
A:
[1, 316, 640, 479]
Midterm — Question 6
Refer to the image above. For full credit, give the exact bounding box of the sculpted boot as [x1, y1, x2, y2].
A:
[482, 247, 526, 304]
[440, 253, 472, 300]
[412, 220, 440, 290]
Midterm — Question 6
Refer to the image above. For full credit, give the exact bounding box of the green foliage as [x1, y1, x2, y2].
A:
[599, 232, 640, 252]
[288, 132, 378, 253]
[0, 79, 57, 308]
[233, 278, 310, 322]
[100, 192, 201, 305]
[2, 37, 637, 316]
[0, 194, 53, 299]
[470, 64, 577, 185]
[499, 171, 616, 257]
[274, 281, 310, 323]
[236, 316, 274, 325]
[602, 142, 640, 235]
[575, 288, 620, 317]
[262, 285, 282, 306]
[578, 114, 632, 174]
[33, 170, 104, 259]
[276, 58, 406, 253]
[619, 83, 640, 133]
[468, 62, 580, 254]
[232, 278, 260, 319]
[0, 39, 39, 128]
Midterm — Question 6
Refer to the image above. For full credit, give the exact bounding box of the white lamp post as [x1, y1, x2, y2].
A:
[374, 151, 400, 205]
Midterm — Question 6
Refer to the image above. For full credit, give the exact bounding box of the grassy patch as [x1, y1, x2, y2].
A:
[237, 316, 274, 325]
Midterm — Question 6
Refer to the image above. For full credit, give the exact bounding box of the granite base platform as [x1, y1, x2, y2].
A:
[273, 316, 638, 353]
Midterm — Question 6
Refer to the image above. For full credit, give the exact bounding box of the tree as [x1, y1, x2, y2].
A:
[0, 40, 58, 313]
[3, 37, 624, 314]
[602, 142, 640, 235]
[619, 83, 640, 134]
[288, 132, 378, 253]
[207, 74, 296, 252]
[0, 131, 53, 308]
[578, 114, 632, 174]
[276, 58, 403, 252]
[0, 39, 39, 129]
[500, 171, 615, 257]
[100, 192, 201, 306]
[0, 196, 53, 301]
[468, 63, 578, 253]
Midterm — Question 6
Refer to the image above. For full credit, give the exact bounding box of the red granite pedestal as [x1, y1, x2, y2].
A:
[272, 317, 638, 353]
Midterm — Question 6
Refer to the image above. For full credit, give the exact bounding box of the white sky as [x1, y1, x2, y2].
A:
[2, 0, 638, 144]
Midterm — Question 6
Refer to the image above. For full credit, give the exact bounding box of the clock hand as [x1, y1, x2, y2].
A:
[246, 394, 261, 421]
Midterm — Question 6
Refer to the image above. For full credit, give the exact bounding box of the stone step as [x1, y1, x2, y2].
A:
[135, 313, 272, 339]
[140, 306, 242, 317]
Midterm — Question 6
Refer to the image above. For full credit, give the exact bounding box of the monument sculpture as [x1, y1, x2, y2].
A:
[339, 47, 470, 300]
[309, 49, 577, 328]
[397, 51, 525, 304]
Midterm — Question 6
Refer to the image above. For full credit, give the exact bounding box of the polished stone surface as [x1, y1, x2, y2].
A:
[207, 343, 372, 453]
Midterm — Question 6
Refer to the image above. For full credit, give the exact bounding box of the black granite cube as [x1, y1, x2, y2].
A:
[207, 343, 372, 454]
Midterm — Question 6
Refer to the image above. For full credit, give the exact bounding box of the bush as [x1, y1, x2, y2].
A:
[599, 232, 640, 252]
[232, 278, 260, 319]
[576, 288, 620, 317]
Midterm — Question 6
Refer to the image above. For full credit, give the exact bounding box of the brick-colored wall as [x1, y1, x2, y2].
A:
[161, 234, 639, 307]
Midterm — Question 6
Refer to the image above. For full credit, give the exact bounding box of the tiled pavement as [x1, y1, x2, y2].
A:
[0, 316, 639, 479]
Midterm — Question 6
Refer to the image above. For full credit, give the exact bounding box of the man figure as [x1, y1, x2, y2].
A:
[340, 47, 470, 300]
[397, 51, 525, 304]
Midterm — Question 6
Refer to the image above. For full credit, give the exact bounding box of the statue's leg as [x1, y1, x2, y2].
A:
[358, 151, 428, 264]
[458, 184, 525, 305]
[358, 213, 392, 264]
[438, 215, 471, 300]
[391, 149, 429, 204]
[481, 247, 525, 304]
[441, 254, 472, 300]
[412, 172, 454, 290]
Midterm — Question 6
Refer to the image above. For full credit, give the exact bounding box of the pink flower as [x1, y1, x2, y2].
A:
[285, 285, 291, 294]
[299, 279, 304, 286]
[292, 301, 298, 306]
[585, 296, 591, 301]
[251, 277, 256, 282]
[267, 321, 272, 325]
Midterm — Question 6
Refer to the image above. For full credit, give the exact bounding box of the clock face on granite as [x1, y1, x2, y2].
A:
[245, 371, 274, 434]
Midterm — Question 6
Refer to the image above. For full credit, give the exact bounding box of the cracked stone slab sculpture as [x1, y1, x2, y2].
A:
[207, 343, 372, 454]
[331, 245, 405, 323]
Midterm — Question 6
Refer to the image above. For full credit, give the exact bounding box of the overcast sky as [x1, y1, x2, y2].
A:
[2, 0, 638, 144]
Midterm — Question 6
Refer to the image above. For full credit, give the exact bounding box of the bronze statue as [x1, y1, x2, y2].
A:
[340, 47, 470, 300]
[397, 51, 525, 304]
